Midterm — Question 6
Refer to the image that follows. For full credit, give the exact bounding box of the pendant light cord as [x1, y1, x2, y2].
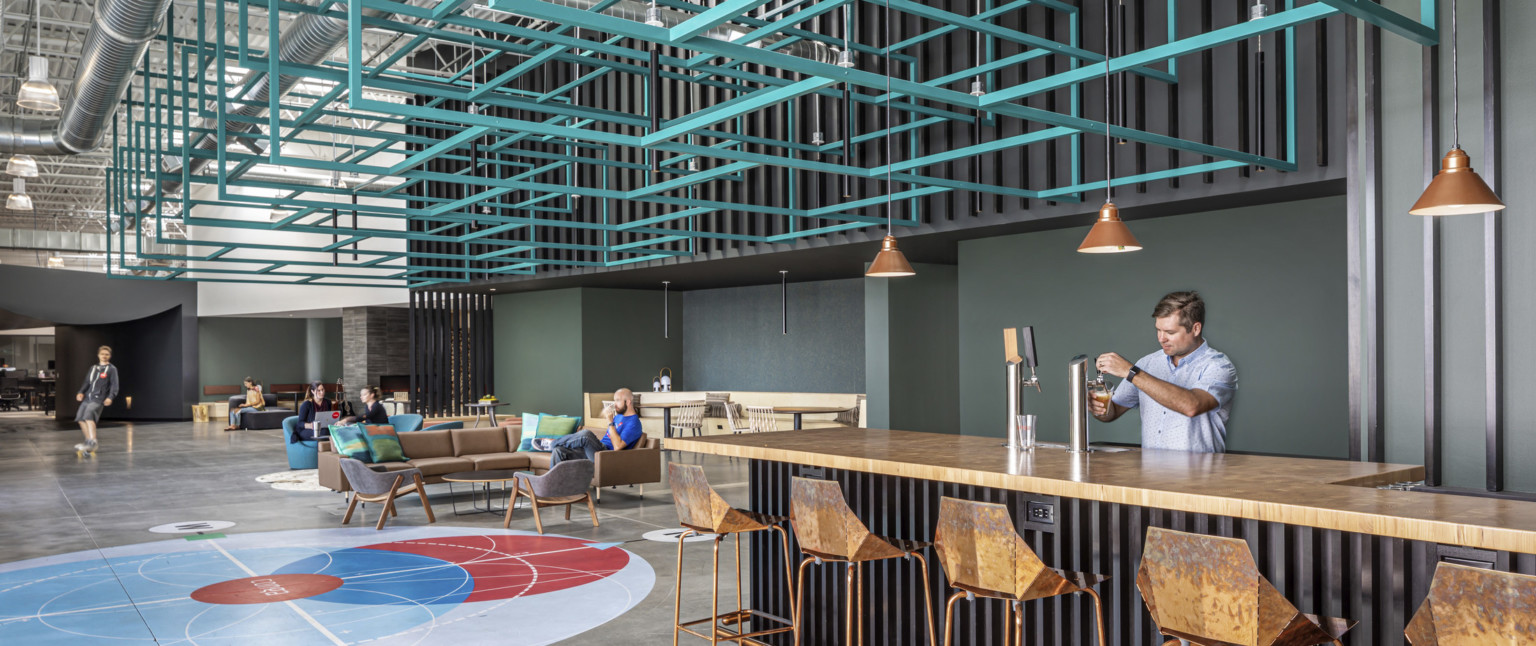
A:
[884, 0, 893, 234]
[1103, 0, 1113, 203]
[1450, 0, 1459, 149]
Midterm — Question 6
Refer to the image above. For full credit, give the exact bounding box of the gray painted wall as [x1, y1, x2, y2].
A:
[582, 288, 683, 396]
[958, 196, 1349, 456]
[198, 318, 339, 399]
[492, 289, 585, 416]
[683, 279, 865, 393]
[1372, 0, 1536, 491]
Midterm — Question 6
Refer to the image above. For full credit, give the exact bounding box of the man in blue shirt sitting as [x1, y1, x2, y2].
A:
[550, 387, 644, 465]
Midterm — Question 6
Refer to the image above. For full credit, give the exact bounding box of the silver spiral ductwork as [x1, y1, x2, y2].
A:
[532, 0, 841, 65]
[0, 0, 176, 155]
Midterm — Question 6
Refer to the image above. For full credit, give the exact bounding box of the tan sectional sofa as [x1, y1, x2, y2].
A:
[318, 425, 661, 498]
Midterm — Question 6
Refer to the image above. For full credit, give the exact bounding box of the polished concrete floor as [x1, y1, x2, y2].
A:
[0, 411, 759, 645]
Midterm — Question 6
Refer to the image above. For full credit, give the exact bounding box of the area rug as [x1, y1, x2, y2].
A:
[254, 469, 330, 492]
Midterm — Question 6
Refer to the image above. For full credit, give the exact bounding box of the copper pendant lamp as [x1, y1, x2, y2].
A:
[1409, 0, 1504, 216]
[864, 0, 914, 278]
[1078, 0, 1141, 254]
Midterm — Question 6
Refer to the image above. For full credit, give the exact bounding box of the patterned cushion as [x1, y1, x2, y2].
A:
[364, 424, 406, 463]
[329, 424, 372, 463]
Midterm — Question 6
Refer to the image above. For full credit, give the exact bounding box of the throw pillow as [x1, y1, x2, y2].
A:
[329, 424, 372, 463]
[363, 424, 406, 462]
[517, 412, 543, 451]
[535, 415, 580, 438]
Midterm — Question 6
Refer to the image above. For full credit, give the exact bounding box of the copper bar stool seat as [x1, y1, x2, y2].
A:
[668, 463, 796, 645]
[788, 476, 936, 645]
[933, 497, 1108, 646]
[1406, 562, 1536, 644]
[1138, 526, 1355, 646]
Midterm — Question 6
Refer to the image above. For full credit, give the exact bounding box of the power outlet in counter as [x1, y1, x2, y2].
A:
[1027, 501, 1055, 525]
[1019, 496, 1058, 534]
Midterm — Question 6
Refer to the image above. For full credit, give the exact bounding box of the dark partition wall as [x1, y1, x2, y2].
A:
[682, 279, 864, 393]
[409, 290, 494, 417]
[56, 306, 191, 421]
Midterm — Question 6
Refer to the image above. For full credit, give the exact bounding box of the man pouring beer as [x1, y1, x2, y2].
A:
[1089, 291, 1238, 453]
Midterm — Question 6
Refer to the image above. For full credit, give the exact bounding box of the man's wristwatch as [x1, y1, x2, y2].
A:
[1126, 366, 1143, 384]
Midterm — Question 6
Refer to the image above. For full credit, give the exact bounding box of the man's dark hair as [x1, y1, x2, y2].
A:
[1152, 291, 1204, 332]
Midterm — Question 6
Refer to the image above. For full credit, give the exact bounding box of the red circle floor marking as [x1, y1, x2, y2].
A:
[191, 574, 344, 605]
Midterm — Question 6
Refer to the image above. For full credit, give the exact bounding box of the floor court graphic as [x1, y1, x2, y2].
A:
[0, 526, 654, 645]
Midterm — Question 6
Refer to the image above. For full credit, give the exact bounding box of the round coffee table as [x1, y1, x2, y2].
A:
[466, 402, 509, 427]
[442, 469, 524, 516]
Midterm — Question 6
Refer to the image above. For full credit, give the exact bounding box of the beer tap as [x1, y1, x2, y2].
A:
[1004, 327, 1041, 447]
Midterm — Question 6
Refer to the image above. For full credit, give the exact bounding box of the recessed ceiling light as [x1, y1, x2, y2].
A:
[489, 288, 496, 292]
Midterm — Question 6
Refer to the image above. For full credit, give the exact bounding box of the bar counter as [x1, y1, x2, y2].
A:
[665, 428, 1536, 645]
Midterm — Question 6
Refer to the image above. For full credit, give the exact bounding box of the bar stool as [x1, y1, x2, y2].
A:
[668, 463, 796, 645]
[1137, 526, 1355, 646]
[1406, 562, 1536, 644]
[788, 476, 936, 646]
[932, 497, 1109, 646]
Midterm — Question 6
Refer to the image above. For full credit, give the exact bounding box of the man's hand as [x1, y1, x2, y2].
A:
[1089, 397, 1109, 419]
[104, 398, 113, 407]
[76, 393, 83, 402]
[1095, 352, 1134, 379]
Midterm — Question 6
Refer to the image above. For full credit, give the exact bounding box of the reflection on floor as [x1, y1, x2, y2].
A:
[0, 414, 750, 645]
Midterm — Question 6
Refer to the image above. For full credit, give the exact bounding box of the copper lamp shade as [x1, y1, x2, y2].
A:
[866, 235, 916, 277]
[1077, 202, 1142, 253]
[1409, 148, 1506, 216]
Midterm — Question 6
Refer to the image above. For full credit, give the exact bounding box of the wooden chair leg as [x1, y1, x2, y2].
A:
[502, 480, 521, 529]
[376, 476, 403, 530]
[342, 494, 360, 525]
[529, 494, 545, 534]
[565, 502, 573, 520]
[586, 495, 598, 527]
[413, 474, 436, 523]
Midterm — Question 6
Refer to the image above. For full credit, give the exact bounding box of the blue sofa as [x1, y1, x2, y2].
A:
[281, 416, 319, 469]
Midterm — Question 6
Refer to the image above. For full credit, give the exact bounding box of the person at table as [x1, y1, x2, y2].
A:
[294, 381, 334, 442]
[550, 387, 643, 466]
[339, 385, 389, 426]
[224, 377, 266, 431]
[1089, 291, 1238, 453]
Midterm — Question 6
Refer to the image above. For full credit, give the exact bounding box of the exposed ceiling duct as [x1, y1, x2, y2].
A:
[0, 0, 176, 155]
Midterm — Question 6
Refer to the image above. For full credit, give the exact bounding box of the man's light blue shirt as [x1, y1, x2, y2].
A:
[1110, 341, 1237, 453]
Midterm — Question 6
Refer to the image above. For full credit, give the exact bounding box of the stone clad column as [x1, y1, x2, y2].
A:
[342, 307, 410, 396]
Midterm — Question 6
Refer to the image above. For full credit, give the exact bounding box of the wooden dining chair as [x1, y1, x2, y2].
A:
[1137, 526, 1354, 646]
[723, 402, 752, 434]
[745, 405, 778, 433]
[790, 476, 936, 645]
[933, 497, 1108, 646]
[668, 463, 796, 645]
[671, 400, 707, 437]
[1405, 562, 1536, 645]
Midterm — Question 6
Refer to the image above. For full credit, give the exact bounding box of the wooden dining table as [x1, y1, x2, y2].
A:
[770, 405, 855, 430]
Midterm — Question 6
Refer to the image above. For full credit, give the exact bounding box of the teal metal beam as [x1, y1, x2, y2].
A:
[1314, 0, 1438, 46]
[642, 77, 837, 145]
[670, 0, 776, 41]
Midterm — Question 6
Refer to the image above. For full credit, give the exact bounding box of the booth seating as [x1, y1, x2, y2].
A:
[582, 390, 864, 437]
[229, 393, 292, 430]
[317, 425, 661, 497]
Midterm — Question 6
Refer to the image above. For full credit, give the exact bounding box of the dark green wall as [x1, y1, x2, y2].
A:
[492, 289, 584, 416]
[198, 317, 315, 399]
[682, 279, 865, 393]
[322, 318, 343, 382]
[866, 264, 960, 433]
[582, 288, 683, 396]
[957, 196, 1349, 456]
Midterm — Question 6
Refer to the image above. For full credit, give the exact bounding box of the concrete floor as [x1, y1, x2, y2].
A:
[0, 411, 763, 645]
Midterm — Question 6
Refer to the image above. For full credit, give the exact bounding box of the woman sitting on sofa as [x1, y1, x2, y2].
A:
[294, 381, 335, 442]
[225, 377, 265, 431]
[339, 385, 389, 426]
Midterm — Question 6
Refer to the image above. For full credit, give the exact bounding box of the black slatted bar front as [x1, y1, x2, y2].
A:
[741, 460, 1526, 646]
[406, 290, 494, 418]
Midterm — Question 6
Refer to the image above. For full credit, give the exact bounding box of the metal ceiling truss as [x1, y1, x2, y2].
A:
[106, 0, 1437, 287]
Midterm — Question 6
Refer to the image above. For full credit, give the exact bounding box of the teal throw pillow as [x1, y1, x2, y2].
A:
[330, 424, 372, 463]
[517, 412, 543, 451]
[364, 424, 406, 463]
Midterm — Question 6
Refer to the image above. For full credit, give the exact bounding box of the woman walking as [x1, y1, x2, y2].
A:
[74, 346, 118, 457]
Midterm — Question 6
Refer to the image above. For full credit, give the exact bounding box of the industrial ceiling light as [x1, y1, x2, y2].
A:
[6, 179, 32, 211]
[644, 0, 664, 27]
[1409, 0, 1504, 216]
[865, 0, 914, 278]
[1079, 0, 1142, 254]
[46, 254, 64, 268]
[6, 154, 38, 178]
[17, 5, 59, 112]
